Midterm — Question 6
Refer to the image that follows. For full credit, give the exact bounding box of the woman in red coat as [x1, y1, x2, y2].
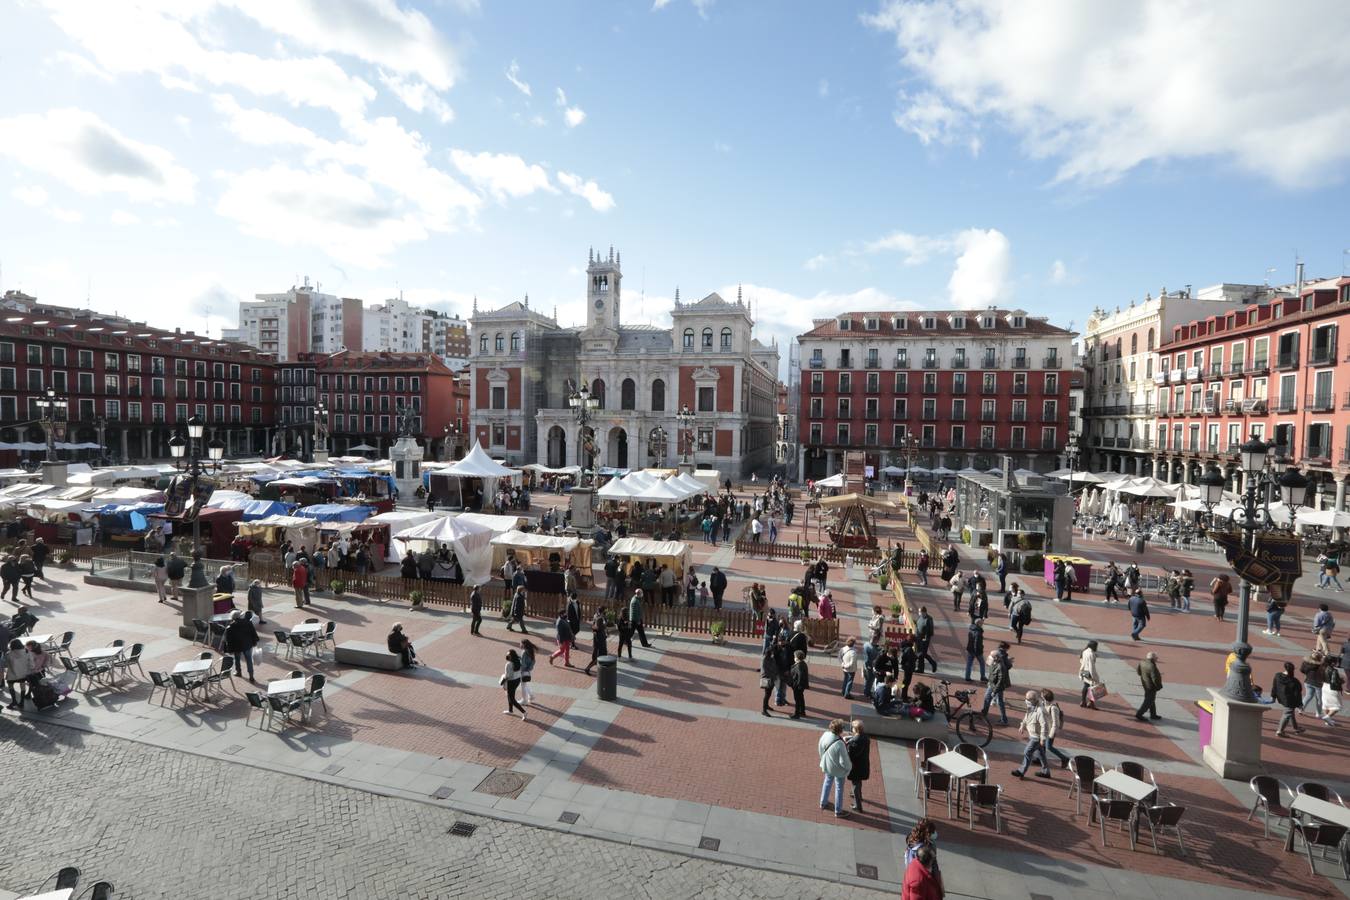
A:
[902, 845, 944, 900]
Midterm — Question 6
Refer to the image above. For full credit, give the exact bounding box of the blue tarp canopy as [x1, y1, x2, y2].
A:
[333, 470, 397, 495]
[95, 501, 166, 531]
[206, 493, 294, 520]
[295, 503, 376, 523]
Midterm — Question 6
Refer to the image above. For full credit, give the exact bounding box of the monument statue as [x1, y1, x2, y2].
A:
[397, 405, 418, 438]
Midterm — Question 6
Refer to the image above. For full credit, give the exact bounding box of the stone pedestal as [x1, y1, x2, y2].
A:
[178, 585, 216, 640]
[389, 436, 424, 501]
[312, 448, 330, 465]
[1201, 688, 1270, 780]
[570, 487, 596, 531]
[41, 461, 68, 486]
[677, 461, 695, 475]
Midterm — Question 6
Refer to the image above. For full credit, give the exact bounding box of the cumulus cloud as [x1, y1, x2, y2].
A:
[945, 229, 1011, 308]
[0, 108, 196, 203]
[12, 185, 49, 208]
[378, 71, 453, 123]
[110, 210, 141, 226]
[804, 254, 831, 271]
[450, 149, 555, 201]
[556, 171, 615, 212]
[556, 88, 586, 128]
[652, 0, 715, 18]
[1049, 259, 1069, 285]
[865, 0, 1350, 186]
[505, 60, 532, 96]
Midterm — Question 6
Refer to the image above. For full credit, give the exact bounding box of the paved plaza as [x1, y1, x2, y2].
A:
[0, 496, 1347, 899]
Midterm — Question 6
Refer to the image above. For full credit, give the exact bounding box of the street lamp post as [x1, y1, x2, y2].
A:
[568, 380, 600, 487]
[676, 403, 696, 469]
[312, 400, 328, 462]
[901, 432, 918, 493]
[1064, 431, 1081, 505]
[1198, 432, 1309, 701]
[169, 415, 225, 588]
[648, 425, 668, 463]
[35, 389, 68, 462]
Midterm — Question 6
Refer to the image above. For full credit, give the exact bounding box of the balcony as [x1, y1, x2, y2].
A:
[1250, 360, 1269, 375]
[1276, 352, 1300, 371]
[1305, 393, 1335, 413]
[950, 406, 968, 420]
[1343, 390, 1350, 410]
[836, 356, 852, 368]
[808, 358, 825, 369]
[1275, 398, 1298, 413]
[1223, 400, 1242, 415]
[1010, 356, 1030, 369]
[1041, 436, 1058, 450]
[1010, 410, 1027, 422]
[837, 381, 854, 394]
[863, 410, 880, 420]
[864, 381, 880, 394]
[952, 384, 967, 395]
[1304, 445, 1331, 464]
[1208, 363, 1224, 378]
[980, 384, 998, 395]
[893, 357, 910, 369]
[864, 357, 881, 369]
[1309, 343, 1337, 366]
[127, 387, 141, 398]
[1199, 403, 1218, 415]
[921, 358, 939, 369]
[1229, 362, 1245, 376]
[1115, 436, 1133, 449]
[979, 437, 996, 449]
[922, 384, 938, 395]
[1042, 355, 1061, 369]
[981, 356, 998, 369]
[950, 356, 968, 368]
[979, 410, 997, 422]
[1010, 438, 1027, 450]
[1011, 384, 1028, 395]
[949, 438, 965, 448]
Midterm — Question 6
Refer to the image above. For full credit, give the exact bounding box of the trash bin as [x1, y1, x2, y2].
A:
[1133, 535, 1146, 554]
[596, 655, 618, 701]
[1196, 699, 1214, 752]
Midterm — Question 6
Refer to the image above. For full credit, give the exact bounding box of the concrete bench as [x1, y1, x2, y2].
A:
[335, 640, 403, 671]
[851, 703, 948, 741]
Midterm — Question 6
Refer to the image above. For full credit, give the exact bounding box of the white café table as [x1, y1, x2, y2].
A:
[18, 889, 74, 900]
[290, 622, 323, 636]
[173, 659, 213, 676]
[928, 750, 987, 814]
[77, 646, 123, 663]
[1284, 794, 1350, 851]
[1094, 770, 1158, 841]
[25, 633, 54, 649]
[268, 677, 307, 698]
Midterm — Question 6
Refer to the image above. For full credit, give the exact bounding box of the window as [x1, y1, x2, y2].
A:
[26, 369, 42, 391]
[26, 345, 41, 365]
[922, 317, 936, 329]
[491, 424, 506, 446]
[720, 328, 732, 350]
[80, 372, 94, 394]
[1042, 400, 1058, 420]
[494, 333, 504, 352]
[683, 329, 694, 349]
[836, 423, 850, 444]
[0, 343, 11, 363]
[810, 423, 823, 444]
[697, 428, 714, 452]
[837, 318, 851, 331]
[479, 334, 488, 352]
[698, 386, 715, 412]
[951, 424, 965, 447]
[78, 350, 93, 368]
[1253, 337, 1269, 366]
[837, 398, 852, 418]
[953, 372, 966, 394]
[379, 377, 389, 392]
[864, 317, 879, 331]
[893, 398, 908, 418]
[510, 332, 521, 352]
[491, 387, 506, 409]
[52, 371, 67, 393]
[838, 373, 851, 392]
[651, 379, 665, 411]
[810, 397, 824, 417]
[1130, 334, 1138, 355]
[923, 372, 937, 393]
[810, 373, 823, 392]
[591, 379, 606, 408]
[702, 328, 713, 348]
[866, 372, 879, 393]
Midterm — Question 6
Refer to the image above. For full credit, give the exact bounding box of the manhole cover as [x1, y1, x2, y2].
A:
[698, 836, 720, 851]
[558, 811, 579, 824]
[431, 785, 453, 800]
[222, 745, 244, 755]
[473, 769, 531, 799]
[856, 864, 878, 880]
[447, 821, 477, 837]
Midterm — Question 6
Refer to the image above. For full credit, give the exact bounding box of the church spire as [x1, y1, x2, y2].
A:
[737, 283, 743, 305]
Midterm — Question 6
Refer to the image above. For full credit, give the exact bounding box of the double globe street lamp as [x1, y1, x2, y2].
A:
[168, 415, 226, 588]
[568, 380, 600, 487]
[676, 403, 696, 466]
[1197, 432, 1309, 701]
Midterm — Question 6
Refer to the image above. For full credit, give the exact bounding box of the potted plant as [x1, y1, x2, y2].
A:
[330, 578, 347, 596]
[409, 588, 424, 608]
[709, 620, 726, 644]
[56, 549, 74, 567]
[799, 549, 812, 565]
[889, 602, 902, 621]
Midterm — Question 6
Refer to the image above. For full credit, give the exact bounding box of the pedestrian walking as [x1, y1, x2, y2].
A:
[549, 608, 574, 667]
[1319, 553, 1344, 590]
[839, 637, 861, 699]
[964, 618, 986, 682]
[981, 642, 1011, 725]
[995, 552, 1008, 593]
[902, 843, 943, 900]
[246, 578, 266, 624]
[916, 549, 929, 586]
[1040, 689, 1071, 768]
[584, 607, 608, 676]
[709, 567, 727, 610]
[291, 560, 310, 608]
[30, 538, 47, 580]
[817, 719, 852, 817]
[1300, 652, 1325, 716]
[629, 589, 653, 648]
[1210, 573, 1231, 620]
[1135, 651, 1163, 721]
[914, 606, 937, 673]
[845, 720, 870, 812]
[1320, 660, 1343, 726]
[500, 650, 527, 720]
[469, 584, 483, 636]
[1179, 569, 1194, 612]
[506, 586, 528, 633]
[789, 649, 809, 719]
[773, 633, 792, 707]
[1009, 591, 1032, 644]
[0, 554, 18, 603]
[1103, 561, 1121, 604]
[1078, 640, 1101, 709]
[152, 556, 170, 603]
[1313, 603, 1336, 655]
[1263, 590, 1285, 636]
[1128, 589, 1150, 640]
[949, 571, 964, 612]
[759, 642, 780, 716]
[1011, 690, 1049, 778]
[1272, 661, 1304, 736]
[615, 611, 634, 659]
[223, 610, 260, 682]
[17, 555, 34, 599]
[519, 640, 537, 704]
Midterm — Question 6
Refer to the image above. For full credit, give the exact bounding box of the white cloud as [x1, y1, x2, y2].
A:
[865, 0, 1350, 187]
[110, 210, 141, 226]
[556, 88, 586, 128]
[378, 71, 453, 123]
[556, 171, 615, 212]
[12, 186, 49, 208]
[804, 254, 831, 271]
[0, 108, 196, 204]
[652, 0, 715, 18]
[946, 228, 1011, 309]
[1049, 259, 1069, 285]
[450, 149, 555, 201]
[47, 50, 112, 81]
[50, 208, 84, 223]
[862, 230, 947, 265]
[505, 60, 532, 97]
[818, 78, 829, 98]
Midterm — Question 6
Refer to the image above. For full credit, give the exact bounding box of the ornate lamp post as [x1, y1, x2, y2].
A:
[648, 425, 668, 463]
[676, 403, 696, 467]
[312, 399, 328, 462]
[901, 432, 919, 493]
[1064, 431, 1081, 507]
[1198, 433, 1309, 701]
[35, 388, 68, 461]
[568, 380, 600, 487]
[441, 421, 461, 461]
[169, 414, 225, 588]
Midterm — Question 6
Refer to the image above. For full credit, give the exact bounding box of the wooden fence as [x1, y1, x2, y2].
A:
[732, 539, 903, 568]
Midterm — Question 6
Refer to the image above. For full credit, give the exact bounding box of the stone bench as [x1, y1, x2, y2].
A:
[335, 640, 403, 671]
[851, 703, 948, 741]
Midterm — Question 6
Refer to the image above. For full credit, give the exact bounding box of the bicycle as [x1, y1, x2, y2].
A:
[937, 679, 993, 747]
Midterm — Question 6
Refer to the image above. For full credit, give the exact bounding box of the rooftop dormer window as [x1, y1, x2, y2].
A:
[837, 318, 851, 330]
[864, 317, 879, 331]
[950, 315, 966, 329]
[980, 316, 994, 329]
[894, 316, 908, 330]
[922, 316, 936, 330]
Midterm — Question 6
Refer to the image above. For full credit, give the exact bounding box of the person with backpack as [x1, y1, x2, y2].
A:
[981, 642, 1012, 725]
[1313, 603, 1336, 655]
[1319, 553, 1344, 591]
[1210, 573, 1232, 621]
[1272, 661, 1304, 736]
[1009, 591, 1032, 644]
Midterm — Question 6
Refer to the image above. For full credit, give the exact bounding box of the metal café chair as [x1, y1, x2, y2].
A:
[192, 619, 210, 646]
[954, 742, 990, 785]
[1091, 796, 1138, 850]
[1068, 755, 1104, 816]
[244, 691, 272, 729]
[1247, 775, 1294, 837]
[967, 783, 1003, 832]
[1296, 782, 1346, 808]
[1291, 821, 1350, 878]
[170, 671, 206, 703]
[304, 673, 327, 715]
[114, 643, 145, 680]
[1142, 803, 1187, 856]
[148, 671, 174, 705]
[913, 737, 948, 796]
[920, 769, 954, 819]
[267, 694, 306, 726]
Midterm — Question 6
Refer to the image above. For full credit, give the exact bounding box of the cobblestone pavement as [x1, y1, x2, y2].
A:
[0, 720, 895, 900]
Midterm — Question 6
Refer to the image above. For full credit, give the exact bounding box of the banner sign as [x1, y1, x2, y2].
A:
[1211, 531, 1303, 592]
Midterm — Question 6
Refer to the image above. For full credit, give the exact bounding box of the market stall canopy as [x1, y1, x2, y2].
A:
[815, 473, 847, 489]
[1056, 471, 1106, 483]
[957, 467, 982, 476]
[1297, 506, 1350, 528]
[456, 512, 526, 534]
[817, 492, 897, 512]
[237, 513, 320, 548]
[94, 486, 165, 504]
[295, 503, 376, 523]
[930, 466, 955, 476]
[348, 443, 378, 452]
[1267, 501, 1318, 526]
[442, 442, 522, 479]
[0, 468, 38, 482]
[619, 470, 660, 489]
[606, 537, 693, 578]
[880, 465, 906, 475]
[68, 465, 162, 486]
[204, 490, 252, 509]
[632, 479, 694, 504]
[25, 498, 96, 521]
[670, 473, 709, 495]
[524, 463, 580, 475]
[490, 529, 579, 552]
[367, 510, 445, 528]
[597, 478, 640, 500]
[908, 466, 932, 475]
[391, 514, 495, 585]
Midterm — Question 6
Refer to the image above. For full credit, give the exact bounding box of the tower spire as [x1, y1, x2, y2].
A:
[737, 283, 743, 305]
[674, 286, 680, 303]
[524, 293, 529, 309]
[472, 295, 478, 313]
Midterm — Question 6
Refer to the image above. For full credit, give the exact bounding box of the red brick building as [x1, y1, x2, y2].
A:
[795, 309, 1077, 478]
[313, 351, 458, 458]
[1151, 276, 1350, 507]
[0, 290, 276, 462]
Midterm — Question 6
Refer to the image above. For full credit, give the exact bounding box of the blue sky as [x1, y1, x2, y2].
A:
[1, 0, 1348, 375]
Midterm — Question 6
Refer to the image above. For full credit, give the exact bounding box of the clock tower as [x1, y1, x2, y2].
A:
[585, 245, 621, 331]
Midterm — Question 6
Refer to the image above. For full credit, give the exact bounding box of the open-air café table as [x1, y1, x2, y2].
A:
[77, 646, 123, 663]
[268, 676, 307, 698]
[928, 750, 987, 815]
[17, 890, 74, 900]
[290, 622, 323, 636]
[24, 633, 54, 650]
[1094, 770, 1159, 842]
[1283, 794, 1350, 852]
[172, 657, 214, 699]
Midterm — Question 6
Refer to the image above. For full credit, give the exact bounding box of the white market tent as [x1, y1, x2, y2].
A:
[930, 466, 955, 476]
[457, 512, 527, 534]
[1056, 471, 1106, 484]
[607, 537, 694, 579]
[633, 479, 696, 504]
[441, 442, 522, 481]
[391, 515, 495, 585]
[489, 529, 592, 570]
[816, 473, 847, 489]
[880, 465, 905, 476]
[597, 478, 641, 500]
[367, 510, 448, 561]
[670, 473, 709, 496]
[237, 514, 320, 548]
[620, 470, 660, 490]
[957, 467, 982, 476]
[1297, 507, 1350, 529]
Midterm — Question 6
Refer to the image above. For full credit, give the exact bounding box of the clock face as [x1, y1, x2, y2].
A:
[594, 299, 604, 310]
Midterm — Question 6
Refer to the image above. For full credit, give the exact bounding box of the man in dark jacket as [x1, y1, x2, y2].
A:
[914, 606, 937, 673]
[30, 538, 47, 579]
[165, 552, 187, 601]
[709, 567, 728, 609]
[788, 649, 809, 719]
[629, 589, 653, 648]
[549, 609, 574, 667]
[1272, 661, 1304, 735]
[507, 586, 528, 633]
[1135, 652, 1163, 720]
[965, 619, 986, 682]
[814, 559, 830, 589]
[223, 610, 260, 682]
[788, 622, 809, 660]
[0, 555, 17, 603]
[468, 584, 483, 635]
[772, 634, 792, 706]
[604, 557, 620, 600]
[1128, 590, 1150, 640]
[981, 642, 1012, 724]
[898, 642, 916, 701]
[845, 721, 871, 812]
